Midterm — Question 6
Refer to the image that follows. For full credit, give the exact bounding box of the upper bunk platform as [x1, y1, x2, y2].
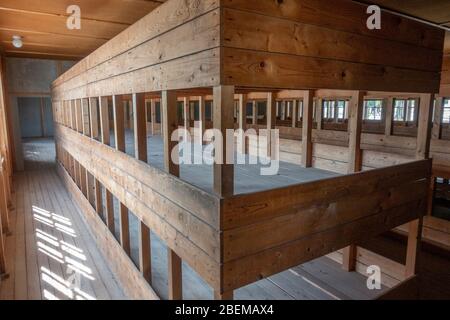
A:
[52, 0, 445, 101]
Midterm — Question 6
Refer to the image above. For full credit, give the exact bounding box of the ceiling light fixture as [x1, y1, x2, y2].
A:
[12, 35, 23, 48]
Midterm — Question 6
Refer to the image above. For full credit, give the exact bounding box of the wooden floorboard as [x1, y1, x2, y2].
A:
[0, 139, 126, 300]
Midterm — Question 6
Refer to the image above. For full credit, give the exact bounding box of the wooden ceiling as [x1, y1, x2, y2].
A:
[0, 0, 166, 60]
[0, 0, 448, 61]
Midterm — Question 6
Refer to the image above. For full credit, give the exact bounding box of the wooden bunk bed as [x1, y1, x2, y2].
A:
[50, 0, 445, 299]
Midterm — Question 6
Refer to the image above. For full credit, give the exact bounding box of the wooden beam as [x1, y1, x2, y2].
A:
[432, 97, 443, 140]
[316, 98, 323, 130]
[94, 178, 103, 217]
[133, 93, 148, 162]
[161, 90, 182, 299]
[237, 94, 247, 154]
[161, 90, 180, 177]
[252, 101, 257, 125]
[139, 221, 152, 284]
[199, 96, 206, 145]
[99, 96, 110, 146]
[75, 99, 83, 133]
[213, 85, 235, 198]
[416, 94, 434, 159]
[119, 203, 131, 255]
[183, 97, 190, 138]
[292, 100, 297, 128]
[89, 97, 99, 139]
[266, 92, 277, 159]
[384, 97, 394, 136]
[81, 98, 91, 136]
[113, 95, 125, 152]
[301, 91, 314, 168]
[405, 218, 423, 278]
[105, 189, 115, 234]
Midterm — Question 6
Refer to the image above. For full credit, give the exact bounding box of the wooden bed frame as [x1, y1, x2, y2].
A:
[50, 0, 446, 299]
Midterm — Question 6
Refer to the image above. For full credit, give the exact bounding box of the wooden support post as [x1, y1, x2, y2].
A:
[133, 93, 147, 162]
[405, 218, 423, 278]
[150, 99, 156, 135]
[105, 189, 115, 234]
[343, 91, 364, 272]
[119, 203, 130, 255]
[316, 98, 323, 130]
[348, 91, 364, 174]
[89, 97, 99, 139]
[431, 97, 443, 140]
[80, 165, 87, 197]
[168, 249, 182, 300]
[238, 94, 247, 154]
[162, 90, 182, 299]
[0, 186, 6, 278]
[94, 179, 103, 217]
[70, 100, 76, 130]
[292, 100, 297, 128]
[267, 92, 277, 159]
[75, 99, 83, 133]
[139, 221, 152, 284]
[280, 101, 286, 121]
[99, 96, 110, 146]
[0, 164, 10, 234]
[384, 97, 394, 136]
[199, 96, 206, 145]
[162, 91, 180, 176]
[301, 91, 314, 168]
[183, 97, 190, 138]
[213, 85, 235, 198]
[252, 101, 257, 125]
[113, 95, 125, 152]
[81, 98, 90, 136]
[416, 94, 434, 159]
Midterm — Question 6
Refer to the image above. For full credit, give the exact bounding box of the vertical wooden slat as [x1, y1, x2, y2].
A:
[113, 95, 125, 152]
[75, 99, 83, 133]
[89, 97, 99, 139]
[99, 96, 110, 146]
[70, 100, 76, 130]
[119, 203, 130, 255]
[150, 99, 157, 136]
[238, 94, 247, 154]
[343, 90, 364, 272]
[316, 98, 323, 130]
[416, 94, 434, 159]
[81, 98, 91, 136]
[301, 90, 314, 168]
[199, 96, 206, 145]
[431, 97, 443, 140]
[292, 100, 297, 128]
[162, 90, 182, 300]
[105, 189, 115, 234]
[252, 101, 257, 125]
[385, 97, 394, 136]
[405, 218, 423, 278]
[94, 179, 103, 216]
[213, 85, 235, 198]
[133, 93, 148, 162]
[162, 90, 180, 177]
[0, 163, 10, 234]
[0, 161, 7, 276]
[266, 92, 277, 159]
[139, 221, 152, 284]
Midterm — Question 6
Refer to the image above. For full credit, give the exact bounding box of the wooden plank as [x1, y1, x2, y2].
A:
[405, 218, 423, 278]
[133, 93, 148, 162]
[237, 94, 247, 154]
[266, 92, 276, 159]
[416, 94, 434, 159]
[301, 90, 313, 167]
[75, 99, 83, 133]
[119, 203, 130, 255]
[94, 178, 103, 217]
[348, 91, 364, 173]
[213, 85, 235, 197]
[139, 221, 152, 284]
[432, 97, 443, 140]
[89, 97, 99, 139]
[113, 95, 125, 152]
[99, 96, 110, 146]
[168, 249, 182, 300]
[222, 47, 441, 93]
[105, 189, 115, 234]
[81, 98, 91, 136]
[385, 97, 394, 136]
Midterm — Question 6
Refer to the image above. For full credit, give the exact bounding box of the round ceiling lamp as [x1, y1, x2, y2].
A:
[12, 35, 23, 48]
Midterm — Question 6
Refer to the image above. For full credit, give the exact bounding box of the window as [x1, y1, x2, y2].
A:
[322, 99, 348, 122]
[364, 100, 383, 120]
[443, 99, 450, 124]
[393, 98, 418, 122]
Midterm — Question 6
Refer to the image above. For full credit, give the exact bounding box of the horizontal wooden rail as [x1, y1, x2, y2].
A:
[220, 160, 431, 291]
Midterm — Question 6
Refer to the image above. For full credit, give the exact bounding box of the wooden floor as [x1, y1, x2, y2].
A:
[0, 138, 126, 300]
[1, 138, 389, 300]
